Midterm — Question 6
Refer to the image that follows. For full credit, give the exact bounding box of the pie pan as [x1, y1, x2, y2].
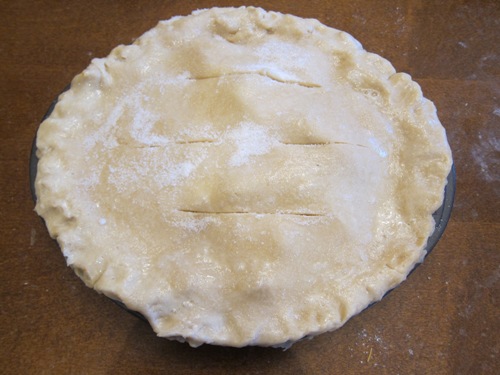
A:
[30, 87, 456, 324]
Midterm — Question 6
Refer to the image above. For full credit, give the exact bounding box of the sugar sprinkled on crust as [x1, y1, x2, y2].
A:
[35, 6, 452, 348]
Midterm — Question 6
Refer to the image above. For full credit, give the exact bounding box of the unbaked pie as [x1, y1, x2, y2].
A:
[34, 7, 453, 348]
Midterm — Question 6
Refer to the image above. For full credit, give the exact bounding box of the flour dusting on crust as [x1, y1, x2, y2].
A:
[35, 7, 452, 348]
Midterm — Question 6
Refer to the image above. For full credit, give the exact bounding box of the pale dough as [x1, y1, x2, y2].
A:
[35, 7, 453, 347]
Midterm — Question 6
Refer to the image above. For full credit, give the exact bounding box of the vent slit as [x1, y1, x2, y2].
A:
[177, 209, 324, 217]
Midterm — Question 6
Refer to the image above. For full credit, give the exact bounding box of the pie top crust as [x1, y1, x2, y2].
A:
[35, 7, 452, 347]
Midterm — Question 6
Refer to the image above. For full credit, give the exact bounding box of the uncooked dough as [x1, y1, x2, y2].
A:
[35, 7, 453, 348]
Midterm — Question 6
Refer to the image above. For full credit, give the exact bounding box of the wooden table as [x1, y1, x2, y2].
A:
[1, 1, 498, 374]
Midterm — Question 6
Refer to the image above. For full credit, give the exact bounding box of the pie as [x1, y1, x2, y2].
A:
[34, 6, 453, 348]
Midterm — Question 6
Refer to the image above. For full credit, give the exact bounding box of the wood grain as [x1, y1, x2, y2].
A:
[1, 1, 498, 374]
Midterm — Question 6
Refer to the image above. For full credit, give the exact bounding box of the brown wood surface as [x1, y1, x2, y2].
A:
[1, 1, 498, 374]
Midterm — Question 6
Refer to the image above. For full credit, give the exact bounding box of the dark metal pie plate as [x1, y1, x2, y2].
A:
[30, 88, 456, 324]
